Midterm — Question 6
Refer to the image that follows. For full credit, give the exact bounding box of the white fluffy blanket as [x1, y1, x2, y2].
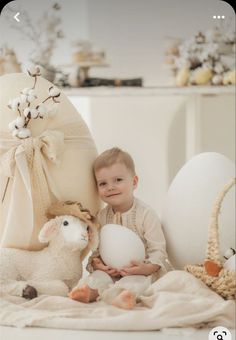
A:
[0, 271, 235, 330]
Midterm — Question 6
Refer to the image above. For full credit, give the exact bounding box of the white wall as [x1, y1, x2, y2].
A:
[89, 95, 186, 215]
[68, 92, 235, 214]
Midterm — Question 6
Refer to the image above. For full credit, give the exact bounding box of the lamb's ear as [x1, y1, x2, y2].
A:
[38, 216, 62, 243]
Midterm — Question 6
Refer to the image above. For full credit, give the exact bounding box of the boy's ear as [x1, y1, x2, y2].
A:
[133, 175, 138, 189]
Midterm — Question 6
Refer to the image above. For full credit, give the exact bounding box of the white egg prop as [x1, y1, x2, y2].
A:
[162, 152, 235, 270]
[99, 224, 145, 269]
[224, 254, 236, 271]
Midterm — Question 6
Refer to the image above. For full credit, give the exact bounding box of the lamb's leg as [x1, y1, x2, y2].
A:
[28, 280, 69, 297]
[22, 285, 38, 299]
[0, 279, 35, 298]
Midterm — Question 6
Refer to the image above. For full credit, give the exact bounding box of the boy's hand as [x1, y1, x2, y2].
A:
[92, 257, 120, 277]
[120, 261, 160, 276]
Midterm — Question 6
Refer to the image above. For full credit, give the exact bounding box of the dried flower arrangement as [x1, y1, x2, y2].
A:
[7, 65, 61, 139]
[6, 2, 64, 81]
[164, 24, 236, 86]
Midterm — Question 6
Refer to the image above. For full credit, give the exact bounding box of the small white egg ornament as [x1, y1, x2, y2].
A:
[224, 254, 236, 271]
[99, 224, 145, 269]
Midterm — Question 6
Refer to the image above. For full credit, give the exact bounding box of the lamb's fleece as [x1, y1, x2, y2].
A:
[0, 203, 99, 299]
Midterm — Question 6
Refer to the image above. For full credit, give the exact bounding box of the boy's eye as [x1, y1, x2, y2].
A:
[98, 182, 106, 187]
[116, 178, 123, 182]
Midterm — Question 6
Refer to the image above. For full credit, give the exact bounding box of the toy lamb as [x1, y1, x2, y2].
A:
[0, 201, 99, 299]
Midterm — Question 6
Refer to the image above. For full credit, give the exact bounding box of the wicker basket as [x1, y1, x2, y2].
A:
[185, 177, 236, 300]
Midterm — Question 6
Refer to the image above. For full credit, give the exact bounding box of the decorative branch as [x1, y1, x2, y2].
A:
[2, 66, 62, 202]
[5, 3, 64, 67]
[7, 66, 61, 139]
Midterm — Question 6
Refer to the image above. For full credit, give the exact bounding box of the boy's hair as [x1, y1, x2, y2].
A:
[93, 147, 136, 176]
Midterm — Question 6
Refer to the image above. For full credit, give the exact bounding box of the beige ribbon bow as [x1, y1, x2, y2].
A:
[0, 130, 64, 248]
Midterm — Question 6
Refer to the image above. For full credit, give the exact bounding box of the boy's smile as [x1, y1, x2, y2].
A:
[106, 193, 121, 197]
[95, 162, 138, 213]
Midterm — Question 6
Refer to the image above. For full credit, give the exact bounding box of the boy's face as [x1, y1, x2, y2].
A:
[95, 162, 138, 212]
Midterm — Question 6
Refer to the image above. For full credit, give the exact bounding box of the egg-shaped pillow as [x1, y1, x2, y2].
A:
[99, 224, 145, 269]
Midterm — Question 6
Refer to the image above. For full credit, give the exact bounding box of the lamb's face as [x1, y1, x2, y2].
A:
[60, 215, 89, 251]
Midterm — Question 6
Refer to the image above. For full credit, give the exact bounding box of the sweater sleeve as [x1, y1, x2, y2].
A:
[142, 209, 170, 273]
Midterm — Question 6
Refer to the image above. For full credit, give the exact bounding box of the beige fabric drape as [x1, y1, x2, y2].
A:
[0, 73, 100, 250]
[0, 271, 235, 330]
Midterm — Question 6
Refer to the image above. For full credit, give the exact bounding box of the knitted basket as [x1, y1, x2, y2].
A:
[185, 177, 236, 300]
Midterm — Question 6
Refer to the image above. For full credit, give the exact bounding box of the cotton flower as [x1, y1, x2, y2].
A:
[17, 128, 31, 139]
[48, 86, 61, 98]
[223, 30, 236, 44]
[11, 125, 31, 139]
[12, 129, 19, 138]
[36, 104, 48, 118]
[8, 117, 26, 133]
[23, 107, 38, 119]
[212, 74, 223, 85]
[8, 97, 23, 112]
[27, 65, 41, 77]
[26, 92, 37, 103]
[7, 63, 61, 139]
[21, 88, 37, 98]
[214, 62, 224, 74]
[202, 61, 213, 70]
[21, 88, 37, 104]
[21, 87, 32, 95]
[8, 120, 17, 132]
[15, 116, 26, 128]
[20, 94, 28, 105]
[199, 50, 210, 63]
[174, 56, 190, 69]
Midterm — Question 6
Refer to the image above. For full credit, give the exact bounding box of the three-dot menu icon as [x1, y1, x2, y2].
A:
[213, 15, 225, 19]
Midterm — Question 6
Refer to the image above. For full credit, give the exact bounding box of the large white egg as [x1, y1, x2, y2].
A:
[99, 224, 145, 269]
[161, 152, 235, 270]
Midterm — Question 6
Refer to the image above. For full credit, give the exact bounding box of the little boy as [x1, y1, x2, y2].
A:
[69, 147, 170, 309]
